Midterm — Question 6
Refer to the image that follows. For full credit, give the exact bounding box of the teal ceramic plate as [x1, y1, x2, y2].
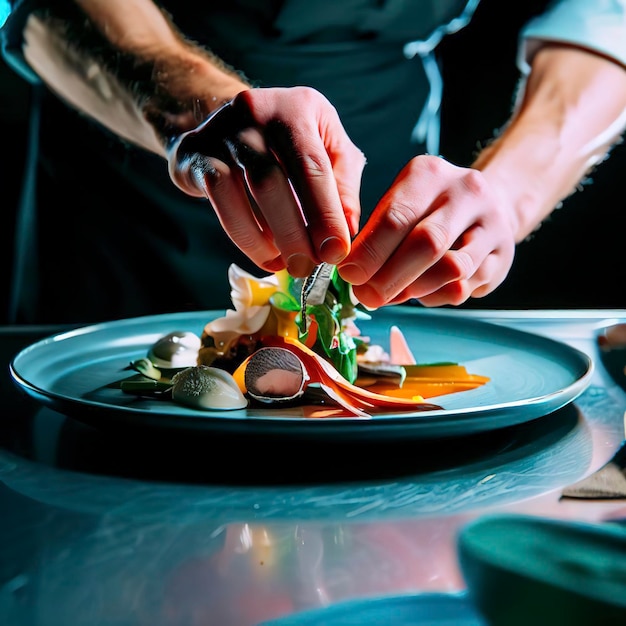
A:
[9, 307, 593, 439]
[259, 592, 485, 625]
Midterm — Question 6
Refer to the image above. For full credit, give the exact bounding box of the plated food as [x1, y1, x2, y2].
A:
[117, 264, 489, 418]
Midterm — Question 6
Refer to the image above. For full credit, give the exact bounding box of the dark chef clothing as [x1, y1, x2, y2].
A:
[1, 0, 476, 323]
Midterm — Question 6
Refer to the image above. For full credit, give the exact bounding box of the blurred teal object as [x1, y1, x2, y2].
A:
[0, 1, 9, 27]
[458, 514, 626, 626]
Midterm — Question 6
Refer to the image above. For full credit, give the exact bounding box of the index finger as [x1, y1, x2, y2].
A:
[235, 90, 365, 265]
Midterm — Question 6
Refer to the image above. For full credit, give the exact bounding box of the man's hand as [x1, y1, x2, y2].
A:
[338, 155, 517, 308]
[169, 87, 365, 277]
[340, 44, 626, 309]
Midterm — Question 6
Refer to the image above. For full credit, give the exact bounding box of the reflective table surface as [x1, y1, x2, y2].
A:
[1, 310, 625, 626]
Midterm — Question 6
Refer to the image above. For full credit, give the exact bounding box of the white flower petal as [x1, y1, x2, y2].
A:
[204, 305, 271, 337]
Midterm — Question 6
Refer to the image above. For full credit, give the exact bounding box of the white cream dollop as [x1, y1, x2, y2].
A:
[148, 331, 202, 368]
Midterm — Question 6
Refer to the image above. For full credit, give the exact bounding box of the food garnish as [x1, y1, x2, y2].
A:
[119, 263, 490, 416]
[170, 365, 247, 410]
[235, 337, 443, 417]
[147, 331, 201, 368]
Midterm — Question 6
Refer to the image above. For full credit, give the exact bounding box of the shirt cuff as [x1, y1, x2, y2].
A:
[518, 0, 626, 75]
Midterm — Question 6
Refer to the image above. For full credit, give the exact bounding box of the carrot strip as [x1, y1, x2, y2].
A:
[262, 336, 442, 412]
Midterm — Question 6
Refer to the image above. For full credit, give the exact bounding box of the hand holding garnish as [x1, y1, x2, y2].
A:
[119, 263, 489, 415]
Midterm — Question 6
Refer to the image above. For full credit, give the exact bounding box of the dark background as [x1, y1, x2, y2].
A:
[439, 0, 625, 310]
[0, 0, 624, 322]
[1, 48, 30, 323]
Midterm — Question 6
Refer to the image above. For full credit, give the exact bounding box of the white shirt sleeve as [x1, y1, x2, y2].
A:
[518, 0, 626, 74]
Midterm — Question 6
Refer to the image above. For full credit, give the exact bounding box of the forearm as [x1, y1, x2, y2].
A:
[473, 43, 626, 241]
[21, 0, 250, 155]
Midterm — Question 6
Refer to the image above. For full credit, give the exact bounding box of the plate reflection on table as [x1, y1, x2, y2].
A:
[0, 398, 592, 523]
[2, 371, 621, 626]
[259, 591, 486, 626]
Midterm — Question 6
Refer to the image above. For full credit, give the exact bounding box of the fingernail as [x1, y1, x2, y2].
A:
[262, 256, 286, 273]
[352, 283, 379, 308]
[338, 263, 367, 285]
[287, 253, 315, 277]
[320, 236, 349, 265]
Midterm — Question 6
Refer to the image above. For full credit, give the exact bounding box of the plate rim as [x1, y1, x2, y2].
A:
[9, 307, 594, 439]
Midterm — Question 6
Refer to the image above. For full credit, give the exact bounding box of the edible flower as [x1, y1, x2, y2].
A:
[201, 263, 371, 383]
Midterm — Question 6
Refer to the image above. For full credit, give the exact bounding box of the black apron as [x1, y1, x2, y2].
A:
[11, 0, 473, 323]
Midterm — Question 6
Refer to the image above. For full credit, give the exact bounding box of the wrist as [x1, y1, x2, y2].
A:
[473, 44, 626, 242]
[472, 125, 565, 242]
[144, 46, 251, 143]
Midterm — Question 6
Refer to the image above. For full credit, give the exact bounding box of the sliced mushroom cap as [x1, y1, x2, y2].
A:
[244, 347, 309, 403]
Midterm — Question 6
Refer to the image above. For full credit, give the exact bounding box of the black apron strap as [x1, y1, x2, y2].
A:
[8, 81, 42, 324]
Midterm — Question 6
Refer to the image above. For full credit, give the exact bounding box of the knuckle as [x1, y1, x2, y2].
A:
[296, 151, 328, 179]
[381, 276, 409, 302]
[445, 250, 475, 281]
[461, 168, 488, 197]
[413, 221, 450, 257]
[385, 201, 417, 233]
[233, 89, 260, 120]
[407, 153, 448, 176]
[356, 238, 386, 268]
[226, 224, 277, 266]
[448, 283, 472, 305]
[432, 280, 471, 307]
[251, 175, 284, 199]
[293, 85, 323, 104]
[281, 228, 308, 247]
[229, 229, 259, 254]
